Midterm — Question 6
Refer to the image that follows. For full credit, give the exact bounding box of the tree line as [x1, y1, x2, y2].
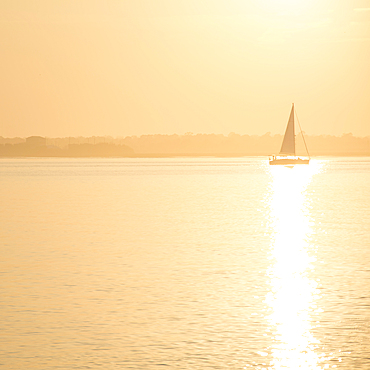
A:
[0, 133, 369, 157]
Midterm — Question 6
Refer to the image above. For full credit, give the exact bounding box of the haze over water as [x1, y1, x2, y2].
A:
[1, 157, 370, 369]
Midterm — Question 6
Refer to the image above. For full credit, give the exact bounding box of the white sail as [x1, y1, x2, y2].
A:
[279, 104, 295, 156]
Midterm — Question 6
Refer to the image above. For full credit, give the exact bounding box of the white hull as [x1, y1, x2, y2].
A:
[269, 157, 309, 165]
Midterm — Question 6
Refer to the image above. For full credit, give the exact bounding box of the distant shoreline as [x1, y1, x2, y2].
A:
[2, 135, 370, 158]
[2, 134, 369, 158]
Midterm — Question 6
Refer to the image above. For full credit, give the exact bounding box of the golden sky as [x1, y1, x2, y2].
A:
[1, 0, 369, 137]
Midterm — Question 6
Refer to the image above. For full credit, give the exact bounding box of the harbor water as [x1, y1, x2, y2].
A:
[1, 157, 369, 369]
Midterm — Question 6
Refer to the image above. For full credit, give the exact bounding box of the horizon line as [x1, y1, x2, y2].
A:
[1, 132, 370, 139]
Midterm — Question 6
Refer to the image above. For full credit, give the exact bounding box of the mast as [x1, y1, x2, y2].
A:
[279, 103, 295, 156]
[295, 108, 310, 158]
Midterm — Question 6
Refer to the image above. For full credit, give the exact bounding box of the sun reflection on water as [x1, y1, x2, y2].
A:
[266, 162, 324, 370]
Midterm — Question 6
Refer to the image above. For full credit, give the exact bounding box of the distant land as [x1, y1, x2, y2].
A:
[1, 134, 369, 157]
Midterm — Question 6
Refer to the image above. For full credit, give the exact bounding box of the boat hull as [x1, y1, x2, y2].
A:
[269, 158, 309, 165]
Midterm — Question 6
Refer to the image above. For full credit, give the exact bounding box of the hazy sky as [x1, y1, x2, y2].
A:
[1, 0, 370, 137]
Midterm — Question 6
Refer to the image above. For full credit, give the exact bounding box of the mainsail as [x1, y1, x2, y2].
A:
[279, 104, 295, 155]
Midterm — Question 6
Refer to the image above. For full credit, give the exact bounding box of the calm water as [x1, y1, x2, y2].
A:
[1, 157, 369, 369]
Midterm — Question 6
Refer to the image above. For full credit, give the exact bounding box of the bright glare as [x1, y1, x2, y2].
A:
[261, 0, 312, 14]
[266, 162, 323, 369]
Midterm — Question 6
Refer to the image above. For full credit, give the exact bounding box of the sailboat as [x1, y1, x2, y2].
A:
[269, 103, 310, 165]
